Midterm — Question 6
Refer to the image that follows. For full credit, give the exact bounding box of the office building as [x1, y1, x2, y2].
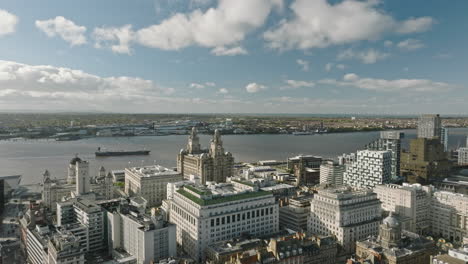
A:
[400, 138, 451, 184]
[352, 213, 435, 264]
[279, 195, 311, 232]
[288, 155, 322, 186]
[42, 157, 115, 211]
[107, 204, 177, 264]
[177, 128, 234, 184]
[308, 187, 381, 254]
[168, 182, 279, 262]
[441, 127, 449, 152]
[418, 114, 442, 139]
[125, 165, 183, 207]
[431, 191, 468, 242]
[319, 160, 345, 186]
[343, 150, 392, 189]
[374, 183, 432, 234]
[459, 148, 468, 166]
[366, 131, 404, 179]
[56, 198, 105, 253]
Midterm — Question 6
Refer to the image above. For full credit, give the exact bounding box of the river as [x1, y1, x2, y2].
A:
[1, 128, 467, 184]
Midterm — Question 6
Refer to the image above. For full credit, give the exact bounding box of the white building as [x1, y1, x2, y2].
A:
[56, 198, 105, 253]
[343, 150, 392, 189]
[319, 161, 345, 186]
[107, 205, 177, 264]
[167, 182, 279, 262]
[431, 191, 468, 243]
[458, 147, 468, 166]
[308, 187, 381, 254]
[418, 114, 442, 139]
[125, 165, 183, 207]
[374, 183, 432, 234]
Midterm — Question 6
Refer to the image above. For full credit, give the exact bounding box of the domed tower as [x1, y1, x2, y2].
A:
[210, 129, 224, 156]
[187, 127, 202, 154]
[67, 155, 82, 184]
[379, 212, 402, 248]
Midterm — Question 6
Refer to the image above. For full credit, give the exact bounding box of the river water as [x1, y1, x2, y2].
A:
[1, 128, 467, 184]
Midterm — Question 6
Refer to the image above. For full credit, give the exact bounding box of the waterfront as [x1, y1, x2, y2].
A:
[1, 128, 467, 184]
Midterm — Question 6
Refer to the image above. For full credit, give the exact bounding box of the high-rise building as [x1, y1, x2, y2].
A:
[124, 165, 183, 207]
[177, 128, 234, 184]
[343, 150, 392, 189]
[319, 160, 345, 186]
[374, 183, 432, 234]
[366, 131, 404, 179]
[441, 126, 449, 152]
[56, 198, 105, 253]
[308, 187, 381, 254]
[400, 138, 451, 184]
[417, 114, 442, 139]
[167, 183, 278, 262]
[107, 204, 177, 264]
[352, 214, 435, 264]
[458, 147, 468, 166]
[47, 230, 86, 264]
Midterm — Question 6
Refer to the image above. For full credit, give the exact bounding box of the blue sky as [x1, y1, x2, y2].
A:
[0, 0, 467, 114]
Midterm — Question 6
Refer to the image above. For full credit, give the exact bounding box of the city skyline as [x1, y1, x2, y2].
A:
[0, 0, 467, 114]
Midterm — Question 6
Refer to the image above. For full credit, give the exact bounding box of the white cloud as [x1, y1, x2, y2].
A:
[0, 60, 175, 111]
[396, 17, 434, 34]
[336, 64, 346, 70]
[35, 16, 87, 46]
[264, 0, 434, 51]
[296, 59, 309, 71]
[211, 46, 247, 56]
[384, 40, 393, 47]
[218, 88, 229, 94]
[397, 38, 424, 51]
[0, 9, 18, 37]
[135, 0, 281, 55]
[281, 79, 315, 90]
[325, 63, 333, 72]
[337, 48, 389, 64]
[190, 83, 205, 89]
[189, 82, 216, 89]
[319, 73, 454, 92]
[93, 25, 134, 54]
[245, 82, 267, 93]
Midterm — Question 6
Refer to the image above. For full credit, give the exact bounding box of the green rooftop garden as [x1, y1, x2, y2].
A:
[184, 185, 212, 195]
[177, 188, 271, 206]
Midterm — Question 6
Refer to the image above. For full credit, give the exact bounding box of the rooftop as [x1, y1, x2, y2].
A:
[126, 165, 180, 177]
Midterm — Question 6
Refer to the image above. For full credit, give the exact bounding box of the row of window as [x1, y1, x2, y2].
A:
[210, 207, 274, 227]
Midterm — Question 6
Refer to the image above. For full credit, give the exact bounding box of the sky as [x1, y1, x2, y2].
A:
[0, 0, 467, 115]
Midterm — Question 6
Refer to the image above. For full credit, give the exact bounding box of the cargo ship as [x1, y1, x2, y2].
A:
[95, 147, 150, 157]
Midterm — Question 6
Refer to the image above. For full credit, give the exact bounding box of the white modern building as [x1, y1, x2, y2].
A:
[458, 147, 468, 166]
[107, 204, 177, 264]
[319, 161, 345, 186]
[308, 187, 381, 254]
[343, 150, 392, 189]
[125, 165, 183, 207]
[56, 198, 105, 253]
[167, 182, 279, 262]
[374, 183, 432, 234]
